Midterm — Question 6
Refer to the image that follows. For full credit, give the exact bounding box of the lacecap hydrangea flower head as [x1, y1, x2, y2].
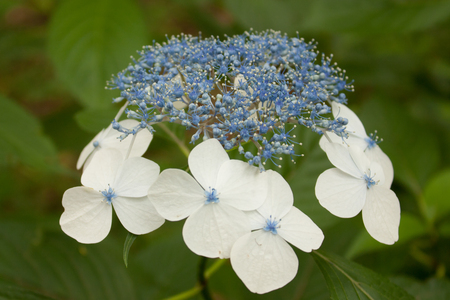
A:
[108, 30, 354, 169]
[60, 30, 401, 295]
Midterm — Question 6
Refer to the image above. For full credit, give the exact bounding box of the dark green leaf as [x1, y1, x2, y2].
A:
[0, 220, 136, 300]
[130, 222, 199, 299]
[48, 0, 146, 109]
[123, 232, 137, 268]
[0, 94, 58, 170]
[423, 169, 450, 223]
[391, 276, 450, 300]
[224, 0, 450, 35]
[0, 279, 56, 300]
[312, 250, 414, 300]
[345, 213, 427, 259]
[75, 106, 122, 133]
[359, 97, 440, 196]
[288, 126, 338, 229]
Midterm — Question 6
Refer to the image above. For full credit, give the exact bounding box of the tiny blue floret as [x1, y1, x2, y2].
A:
[107, 30, 354, 169]
[263, 216, 280, 235]
[363, 173, 377, 189]
[101, 186, 117, 204]
[204, 188, 219, 204]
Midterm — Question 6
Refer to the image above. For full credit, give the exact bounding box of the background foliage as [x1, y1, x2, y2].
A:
[1, 0, 450, 299]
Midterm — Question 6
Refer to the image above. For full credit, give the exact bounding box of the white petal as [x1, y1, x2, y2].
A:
[256, 170, 293, 219]
[102, 119, 153, 158]
[346, 135, 370, 149]
[332, 102, 367, 139]
[322, 142, 362, 178]
[258, 170, 294, 219]
[114, 157, 160, 197]
[148, 169, 205, 221]
[76, 128, 105, 170]
[369, 161, 385, 187]
[230, 230, 298, 294]
[188, 139, 229, 189]
[319, 133, 343, 152]
[60, 187, 112, 244]
[362, 186, 400, 245]
[182, 203, 250, 258]
[215, 160, 268, 211]
[81, 149, 123, 191]
[277, 207, 324, 252]
[366, 146, 394, 188]
[113, 196, 165, 235]
[348, 145, 371, 175]
[245, 210, 266, 230]
[315, 168, 367, 218]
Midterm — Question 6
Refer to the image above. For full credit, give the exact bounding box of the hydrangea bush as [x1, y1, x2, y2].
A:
[60, 30, 400, 296]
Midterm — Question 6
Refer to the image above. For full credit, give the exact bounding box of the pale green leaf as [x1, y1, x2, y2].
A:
[123, 232, 137, 268]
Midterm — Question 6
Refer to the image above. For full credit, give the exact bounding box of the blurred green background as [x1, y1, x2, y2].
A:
[1, 0, 450, 299]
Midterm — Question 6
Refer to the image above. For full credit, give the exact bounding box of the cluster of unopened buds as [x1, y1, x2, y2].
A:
[60, 30, 400, 294]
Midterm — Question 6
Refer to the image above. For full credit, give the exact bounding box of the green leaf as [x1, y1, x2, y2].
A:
[288, 126, 338, 229]
[130, 222, 199, 299]
[391, 276, 450, 300]
[0, 220, 136, 300]
[423, 169, 450, 223]
[48, 0, 146, 109]
[224, 0, 450, 35]
[75, 106, 122, 133]
[345, 213, 427, 259]
[0, 279, 56, 300]
[312, 250, 414, 300]
[359, 97, 440, 196]
[123, 232, 137, 268]
[0, 94, 58, 170]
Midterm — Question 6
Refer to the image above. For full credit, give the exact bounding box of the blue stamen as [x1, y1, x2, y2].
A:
[363, 173, 377, 189]
[101, 185, 117, 204]
[263, 215, 281, 234]
[365, 131, 382, 150]
[204, 188, 219, 204]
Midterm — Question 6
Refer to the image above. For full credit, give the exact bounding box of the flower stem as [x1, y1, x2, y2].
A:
[162, 258, 226, 300]
[198, 257, 212, 300]
[157, 123, 190, 158]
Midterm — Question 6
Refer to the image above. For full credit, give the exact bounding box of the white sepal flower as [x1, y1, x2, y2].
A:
[148, 138, 268, 258]
[230, 171, 324, 294]
[77, 119, 153, 170]
[315, 142, 400, 244]
[61, 149, 163, 244]
[319, 102, 394, 188]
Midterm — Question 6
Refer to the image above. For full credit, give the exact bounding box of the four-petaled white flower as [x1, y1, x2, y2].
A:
[315, 142, 400, 244]
[230, 170, 324, 294]
[61, 148, 164, 244]
[77, 119, 153, 170]
[320, 102, 394, 188]
[148, 138, 268, 259]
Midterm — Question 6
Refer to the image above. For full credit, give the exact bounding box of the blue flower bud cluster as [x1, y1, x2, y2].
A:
[108, 30, 354, 169]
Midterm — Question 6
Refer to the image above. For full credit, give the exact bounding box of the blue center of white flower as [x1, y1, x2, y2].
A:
[204, 188, 219, 204]
[263, 215, 281, 235]
[365, 132, 381, 150]
[93, 140, 99, 147]
[363, 173, 377, 189]
[101, 186, 117, 204]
